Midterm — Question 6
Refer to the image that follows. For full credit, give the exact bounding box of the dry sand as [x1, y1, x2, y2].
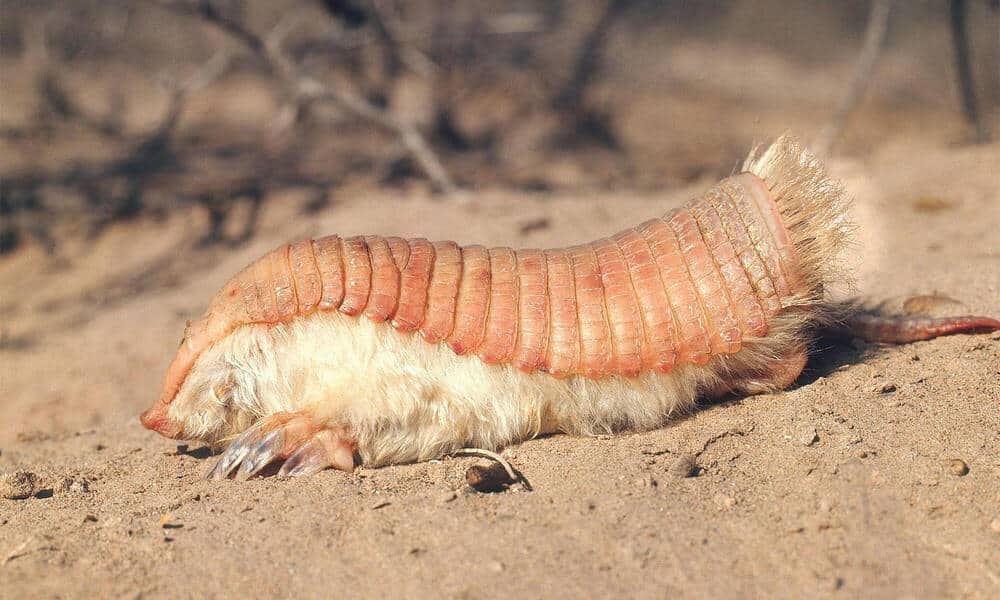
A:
[2, 138, 998, 599]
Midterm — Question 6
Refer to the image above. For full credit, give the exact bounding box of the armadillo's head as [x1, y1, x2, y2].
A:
[141, 312, 295, 445]
[140, 314, 243, 443]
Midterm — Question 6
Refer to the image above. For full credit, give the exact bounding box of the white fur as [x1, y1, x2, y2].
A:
[168, 308, 811, 466]
[169, 312, 704, 465]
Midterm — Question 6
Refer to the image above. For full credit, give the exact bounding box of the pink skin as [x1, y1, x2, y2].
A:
[141, 313, 230, 439]
[845, 313, 1000, 344]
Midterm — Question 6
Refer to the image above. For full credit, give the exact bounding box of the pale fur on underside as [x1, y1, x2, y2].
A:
[166, 135, 853, 467]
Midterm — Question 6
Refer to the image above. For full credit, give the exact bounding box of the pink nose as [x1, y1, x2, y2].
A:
[140, 404, 182, 438]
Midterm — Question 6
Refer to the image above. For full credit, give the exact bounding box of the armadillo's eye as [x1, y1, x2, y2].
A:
[212, 380, 234, 403]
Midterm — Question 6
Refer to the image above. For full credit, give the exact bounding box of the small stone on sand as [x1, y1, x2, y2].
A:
[0, 470, 38, 500]
[798, 427, 819, 446]
[633, 476, 657, 488]
[947, 459, 969, 477]
[669, 454, 698, 478]
[58, 477, 91, 493]
[466, 461, 514, 493]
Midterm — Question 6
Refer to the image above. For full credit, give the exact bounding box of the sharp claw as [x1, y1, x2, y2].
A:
[277, 438, 329, 477]
[205, 421, 267, 480]
[206, 415, 356, 480]
[234, 429, 285, 481]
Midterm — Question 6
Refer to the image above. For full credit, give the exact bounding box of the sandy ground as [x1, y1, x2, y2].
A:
[3, 8, 1000, 596]
[2, 136, 998, 599]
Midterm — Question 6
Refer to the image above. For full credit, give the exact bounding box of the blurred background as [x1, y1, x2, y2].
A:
[1, 0, 997, 256]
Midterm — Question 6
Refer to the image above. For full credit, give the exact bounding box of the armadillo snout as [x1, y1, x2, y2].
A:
[140, 403, 183, 438]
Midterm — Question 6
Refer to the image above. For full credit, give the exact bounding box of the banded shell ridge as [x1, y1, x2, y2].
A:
[154, 169, 812, 410]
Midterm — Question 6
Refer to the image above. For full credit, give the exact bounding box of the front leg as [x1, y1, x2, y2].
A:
[207, 412, 357, 480]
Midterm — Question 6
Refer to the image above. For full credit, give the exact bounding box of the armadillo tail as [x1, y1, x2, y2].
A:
[843, 312, 1000, 344]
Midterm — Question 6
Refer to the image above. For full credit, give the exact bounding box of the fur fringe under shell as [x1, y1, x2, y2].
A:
[744, 134, 855, 312]
[716, 135, 856, 389]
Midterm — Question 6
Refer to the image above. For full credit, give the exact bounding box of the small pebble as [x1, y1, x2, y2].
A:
[58, 477, 91, 494]
[813, 403, 832, 415]
[439, 491, 458, 504]
[633, 476, 657, 488]
[487, 560, 505, 573]
[714, 494, 737, 510]
[370, 500, 391, 510]
[466, 462, 514, 493]
[901, 293, 963, 314]
[879, 383, 897, 394]
[84, 514, 98, 523]
[798, 427, 819, 446]
[1, 470, 38, 500]
[669, 454, 698, 478]
[989, 518, 1000, 533]
[947, 459, 969, 477]
[827, 577, 845, 591]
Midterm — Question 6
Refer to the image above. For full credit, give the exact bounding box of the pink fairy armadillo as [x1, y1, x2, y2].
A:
[139, 136, 1000, 479]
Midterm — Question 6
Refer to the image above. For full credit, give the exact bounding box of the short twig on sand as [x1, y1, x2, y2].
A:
[2, 538, 34, 567]
[814, 0, 892, 157]
[454, 448, 519, 482]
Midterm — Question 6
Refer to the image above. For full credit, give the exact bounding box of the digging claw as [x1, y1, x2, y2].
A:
[234, 429, 285, 480]
[277, 437, 329, 477]
[206, 414, 358, 480]
[206, 421, 268, 480]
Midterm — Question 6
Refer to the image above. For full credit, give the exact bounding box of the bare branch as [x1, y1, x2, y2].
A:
[165, 0, 458, 194]
[153, 47, 238, 142]
[369, 0, 439, 79]
[814, 0, 892, 157]
[553, 0, 631, 113]
[949, 0, 990, 143]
